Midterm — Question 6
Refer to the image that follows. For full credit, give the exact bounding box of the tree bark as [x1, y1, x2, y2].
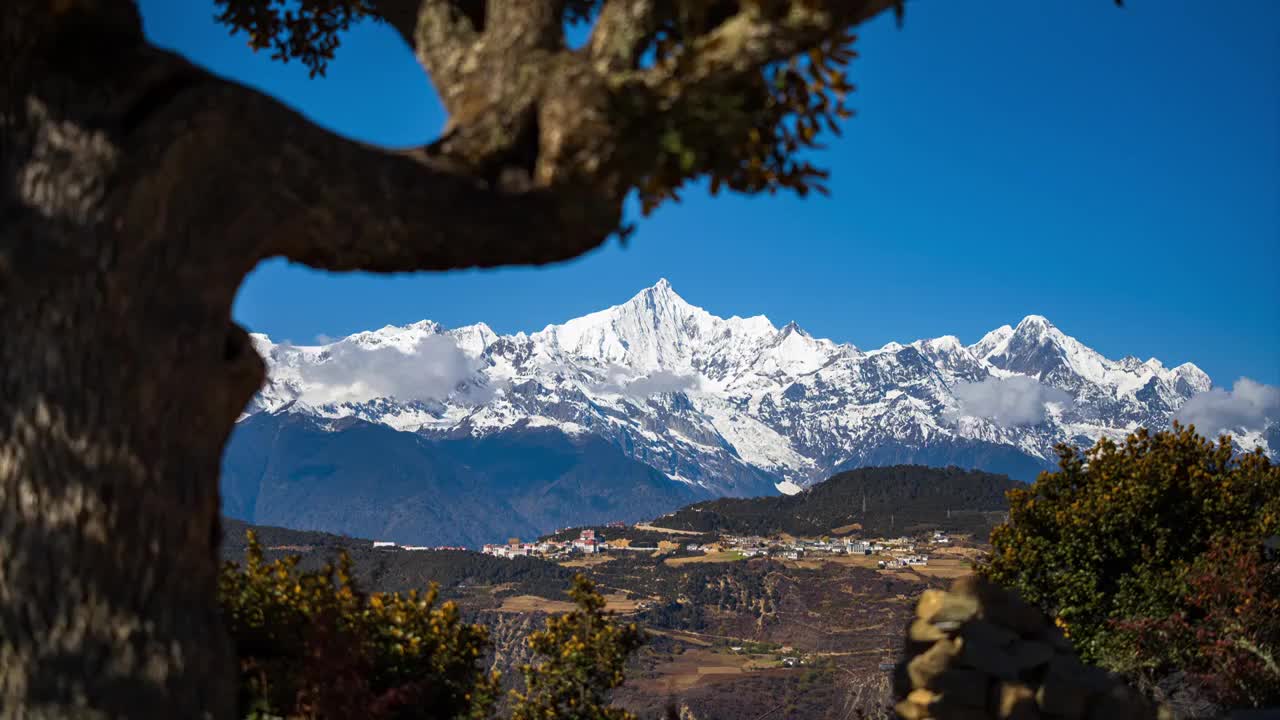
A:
[0, 3, 614, 715]
[1, 4, 257, 717]
[0, 0, 896, 716]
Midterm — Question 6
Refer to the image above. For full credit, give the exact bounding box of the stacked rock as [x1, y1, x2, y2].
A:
[894, 576, 1172, 720]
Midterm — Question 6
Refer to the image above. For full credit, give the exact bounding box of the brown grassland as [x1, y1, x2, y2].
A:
[664, 552, 745, 567]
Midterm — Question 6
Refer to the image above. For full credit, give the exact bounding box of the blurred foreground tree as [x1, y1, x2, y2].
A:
[220, 531, 498, 720]
[0, 0, 899, 714]
[510, 574, 644, 720]
[1107, 538, 1280, 710]
[0, 0, 1131, 716]
[981, 425, 1280, 709]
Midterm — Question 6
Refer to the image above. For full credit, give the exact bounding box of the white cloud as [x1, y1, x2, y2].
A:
[1176, 377, 1280, 437]
[298, 335, 482, 406]
[949, 375, 1073, 427]
[314, 333, 335, 345]
[591, 364, 700, 397]
[625, 370, 700, 397]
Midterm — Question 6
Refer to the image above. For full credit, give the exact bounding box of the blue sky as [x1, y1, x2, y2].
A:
[139, 1, 1280, 386]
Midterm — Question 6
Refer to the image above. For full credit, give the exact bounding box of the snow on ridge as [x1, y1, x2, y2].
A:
[244, 280, 1270, 494]
[775, 480, 804, 495]
[970, 324, 1014, 359]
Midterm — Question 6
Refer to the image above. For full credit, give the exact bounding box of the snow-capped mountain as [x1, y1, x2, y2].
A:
[241, 279, 1269, 496]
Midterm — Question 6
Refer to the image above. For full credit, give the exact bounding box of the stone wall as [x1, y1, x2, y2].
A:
[893, 575, 1172, 720]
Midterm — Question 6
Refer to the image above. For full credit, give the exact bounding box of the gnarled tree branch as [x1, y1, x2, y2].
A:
[163, 69, 621, 272]
[486, 0, 564, 52]
[644, 1, 897, 94]
[197, 0, 906, 276]
[256, 132, 623, 272]
[397, 0, 485, 101]
[587, 0, 660, 71]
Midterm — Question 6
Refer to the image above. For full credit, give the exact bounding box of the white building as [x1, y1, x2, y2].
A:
[845, 540, 872, 555]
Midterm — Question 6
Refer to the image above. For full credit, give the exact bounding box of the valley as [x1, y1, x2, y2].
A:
[220, 466, 1010, 719]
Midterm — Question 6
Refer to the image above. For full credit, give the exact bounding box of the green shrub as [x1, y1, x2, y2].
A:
[1105, 538, 1280, 708]
[981, 425, 1279, 705]
[219, 531, 499, 719]
[510, 574, 645, 720]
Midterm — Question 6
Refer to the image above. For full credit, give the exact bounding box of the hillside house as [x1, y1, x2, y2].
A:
[481, 541, 534, 559]
[571, 529, 601, 554]
[845, 540, 872, 555]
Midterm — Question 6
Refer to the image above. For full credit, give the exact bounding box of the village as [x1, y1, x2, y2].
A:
[712, 530, 946, 569]
[480, 528, 612, 559]
[465, 526, 952, 569]
[349, 521, 982, 702]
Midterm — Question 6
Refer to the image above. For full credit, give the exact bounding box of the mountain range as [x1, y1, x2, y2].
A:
[224, 280, 1273, 544]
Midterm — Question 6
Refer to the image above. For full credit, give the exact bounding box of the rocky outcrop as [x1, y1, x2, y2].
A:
[894, 576, 1171, 720]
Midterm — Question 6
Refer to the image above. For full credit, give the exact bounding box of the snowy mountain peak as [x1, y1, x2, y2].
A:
[1002, 315, 1075, 354]
[970, 325, 1014, 359]
[779, 320, 809, 338]
[1172, 362, 1212, 391]
[244, 282, 1272, 495]
[633, 276, 686, 305]
[448, 322, 498, 356]
[916, 335, 964, 352]
[535, 280, 716, 370]
[1015, 314, 1056, 332]
[250, 332, 275, 354]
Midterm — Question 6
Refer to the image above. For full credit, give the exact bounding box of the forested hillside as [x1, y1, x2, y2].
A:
[651, 465, 1020, 537]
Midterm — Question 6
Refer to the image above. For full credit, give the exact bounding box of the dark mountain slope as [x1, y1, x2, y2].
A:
[442, 429, 708, 532]
[835, 439, 1053, 485]
[649, 465, 1021, 537]
[222, 411, 524, 547]
[220, 411, 707, 547]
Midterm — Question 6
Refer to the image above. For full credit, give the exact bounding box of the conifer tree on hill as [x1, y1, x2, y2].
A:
[2, 1, 1119, 716]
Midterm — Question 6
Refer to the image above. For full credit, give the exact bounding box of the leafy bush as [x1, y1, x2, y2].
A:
[219, 531, 499, 720]
[510, 574, 645, 720]
[981, 425, 1279, 705]
[1106, 538, 1280, 708]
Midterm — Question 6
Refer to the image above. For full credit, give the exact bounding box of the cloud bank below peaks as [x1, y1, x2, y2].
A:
[948, 376, 1073, 427]
[1176, 377, 1280, 438]
[297, 335, 483, 406]
[592, 364, 701, 397]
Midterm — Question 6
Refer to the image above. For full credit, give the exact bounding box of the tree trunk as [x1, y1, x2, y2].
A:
[0, 3, 608, 713]
[0, 0, 897, 715]
[0, 273, 254, 720]
[1, 4, 259, 716]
